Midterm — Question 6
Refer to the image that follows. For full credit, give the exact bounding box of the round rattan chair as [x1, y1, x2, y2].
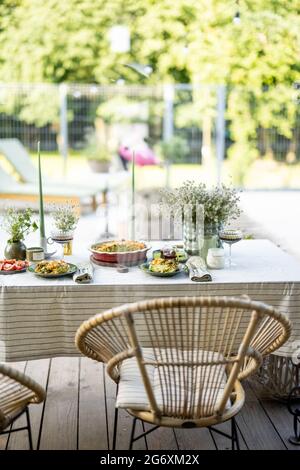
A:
[0, 363, 45, 449]
[75, 296, 291, 450]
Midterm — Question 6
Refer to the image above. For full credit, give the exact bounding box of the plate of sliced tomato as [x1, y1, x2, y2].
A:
[0, 259, 29, 274]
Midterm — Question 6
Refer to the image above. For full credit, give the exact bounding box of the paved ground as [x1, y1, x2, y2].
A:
[135, 189, 300, 262]
[239, 191, 300, 261]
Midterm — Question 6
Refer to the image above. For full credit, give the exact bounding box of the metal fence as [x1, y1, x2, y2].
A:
[0, 82, 299, 167]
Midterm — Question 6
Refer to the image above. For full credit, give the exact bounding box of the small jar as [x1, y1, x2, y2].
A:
[207, 248, 225, 269]
[162, 246, 176, 259]
[26, 247, 45, 263]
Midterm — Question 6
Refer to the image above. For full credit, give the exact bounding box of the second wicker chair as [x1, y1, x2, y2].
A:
[0, 363, 45, 450]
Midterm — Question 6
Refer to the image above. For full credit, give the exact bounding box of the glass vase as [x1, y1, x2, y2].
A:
[199, 223, 222, 262]
[183, 217, 199, 255]
[182, 204, 204, 256]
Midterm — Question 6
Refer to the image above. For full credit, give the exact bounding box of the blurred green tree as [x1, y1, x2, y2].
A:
[1, 1, 298, 87]
[0, 0, 299, 183]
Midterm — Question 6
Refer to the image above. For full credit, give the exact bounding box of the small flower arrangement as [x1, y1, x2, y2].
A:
[1, 207, 38, 243]
[52, 204, 79, 234]
[160, 181, 241, 227]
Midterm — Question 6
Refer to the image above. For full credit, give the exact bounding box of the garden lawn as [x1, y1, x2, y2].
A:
[29, 153, 300, 190]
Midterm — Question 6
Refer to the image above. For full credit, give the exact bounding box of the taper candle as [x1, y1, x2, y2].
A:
[131, 150, 135, 239]
[38, 141, 45, 240]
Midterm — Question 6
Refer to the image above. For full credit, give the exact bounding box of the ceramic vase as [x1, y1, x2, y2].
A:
[4, 240, 26, 260]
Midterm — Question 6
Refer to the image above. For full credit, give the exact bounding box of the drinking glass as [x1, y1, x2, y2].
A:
[219, 229, 242, 267]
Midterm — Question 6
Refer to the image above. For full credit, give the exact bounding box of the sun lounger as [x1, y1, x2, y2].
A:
[0, 165, 100, 210]
[0, 138, 128, 189]
[0, 139, 129, 210]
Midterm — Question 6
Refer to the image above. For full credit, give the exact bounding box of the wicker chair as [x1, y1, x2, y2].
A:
[75, 296, 291, 450]
[0, 363, 45, 449]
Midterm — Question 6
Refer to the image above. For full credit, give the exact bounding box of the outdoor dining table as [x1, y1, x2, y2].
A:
[1, 239, 300, 396]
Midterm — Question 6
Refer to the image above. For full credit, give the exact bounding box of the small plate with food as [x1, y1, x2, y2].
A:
[139, 258, 184, 277]
[0, 259, 29, 274]
[28, 260, 77, 278]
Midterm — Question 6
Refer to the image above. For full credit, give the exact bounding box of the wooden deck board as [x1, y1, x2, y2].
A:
[25, 359, 50, 450]
[209, 421, 248, 450]
[78, 359, 107, 450]
[175, 428, 216, 450]
[145, 426, 179, 450]
[39, 358, 79, 450]
[236, 382, 290, 450]
[1, 358, 298, 451]
[249, 381, 300, 451]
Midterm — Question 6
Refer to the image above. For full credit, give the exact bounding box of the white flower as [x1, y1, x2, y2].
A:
[160, 182, 241, 226]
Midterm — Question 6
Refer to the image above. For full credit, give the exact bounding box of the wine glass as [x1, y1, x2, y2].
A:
[219, 229, 242, 267]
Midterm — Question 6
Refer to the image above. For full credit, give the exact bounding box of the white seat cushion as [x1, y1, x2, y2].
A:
[116, 348, 230, 418]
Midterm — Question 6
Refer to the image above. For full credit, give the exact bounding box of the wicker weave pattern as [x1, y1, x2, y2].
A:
[76, 296, 291, 425]
[0, 363, 46, 430]
[116, 348, 231, 418]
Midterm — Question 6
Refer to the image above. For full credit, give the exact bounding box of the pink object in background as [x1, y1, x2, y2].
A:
[118, 144, 159, 166]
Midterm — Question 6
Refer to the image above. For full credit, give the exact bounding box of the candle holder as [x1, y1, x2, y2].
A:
[40, 236, 48, 252]
[49, 230, 74, 257]
[99, 188, 115, 239]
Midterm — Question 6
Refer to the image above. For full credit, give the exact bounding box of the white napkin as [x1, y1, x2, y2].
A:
[73, 263, 94, 283]
[186, 256, 212, 282]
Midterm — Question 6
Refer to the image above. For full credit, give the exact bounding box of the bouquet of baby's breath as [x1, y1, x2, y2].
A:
[160, 181, 241, 226]
[52, 204, 79, 233]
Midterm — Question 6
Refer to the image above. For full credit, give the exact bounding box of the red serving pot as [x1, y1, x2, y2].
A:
[89, 241, 150, 264]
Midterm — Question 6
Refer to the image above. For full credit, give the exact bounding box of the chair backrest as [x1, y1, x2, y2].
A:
[76, 296, 291, 420]
[0, 138, 45, 184]
[0, 363, 45, 429]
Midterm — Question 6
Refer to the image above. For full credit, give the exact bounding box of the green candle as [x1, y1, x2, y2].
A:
[132, 150, 135, 207]
[131, 150, 135, 239]
[38, 141, 45, 239]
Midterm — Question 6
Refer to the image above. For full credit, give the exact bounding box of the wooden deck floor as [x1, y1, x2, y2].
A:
[0, 357, 299, 451]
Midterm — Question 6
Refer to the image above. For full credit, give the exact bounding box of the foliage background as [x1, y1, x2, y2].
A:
[0, 0, 299, 184]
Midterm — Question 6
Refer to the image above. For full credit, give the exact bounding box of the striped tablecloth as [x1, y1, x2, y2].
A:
[0, 239, 299, 362]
